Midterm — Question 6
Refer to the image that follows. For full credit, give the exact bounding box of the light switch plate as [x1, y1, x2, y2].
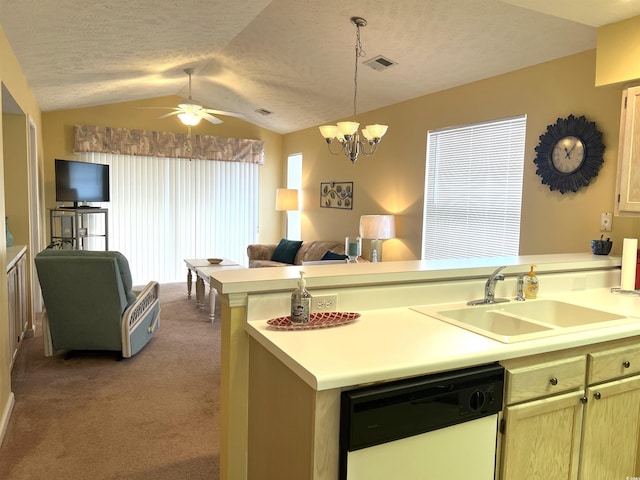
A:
[600, 212, 612, 232]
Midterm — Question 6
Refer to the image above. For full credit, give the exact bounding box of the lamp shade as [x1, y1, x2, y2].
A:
[275, 189, 299, 211]
[359, 215, 396, 239]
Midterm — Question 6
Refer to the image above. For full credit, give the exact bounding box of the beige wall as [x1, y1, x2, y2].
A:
[283, 49, 640, 261]
[41, 96, 285, 244]
[596, 15, 640, 87]
[0, 25, 43, 444]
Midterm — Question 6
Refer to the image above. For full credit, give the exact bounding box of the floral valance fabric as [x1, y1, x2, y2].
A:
[73, 124, 265, 164]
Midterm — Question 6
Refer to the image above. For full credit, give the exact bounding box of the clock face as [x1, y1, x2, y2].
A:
[551, 136, 585, 173]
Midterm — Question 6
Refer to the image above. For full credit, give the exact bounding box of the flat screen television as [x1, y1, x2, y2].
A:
[55, 159, 110, 208]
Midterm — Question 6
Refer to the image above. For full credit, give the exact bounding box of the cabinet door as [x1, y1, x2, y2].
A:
[580, 376, 640, 480]
[498, 390, 584, 480]
[616, 86, 640, 216]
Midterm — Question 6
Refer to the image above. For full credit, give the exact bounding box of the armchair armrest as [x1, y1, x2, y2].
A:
[121, 281, 160, 358]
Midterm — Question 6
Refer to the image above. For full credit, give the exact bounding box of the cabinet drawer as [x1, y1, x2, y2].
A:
[504, 355, 586, 405]
[588, 344, 640, 384]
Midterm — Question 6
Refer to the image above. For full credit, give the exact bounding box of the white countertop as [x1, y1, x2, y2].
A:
[246, 288, 640, 391]
[210, 253, 622, 297]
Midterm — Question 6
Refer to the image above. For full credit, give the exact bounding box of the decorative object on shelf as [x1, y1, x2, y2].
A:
[533, 114, 605, 194]
[320, 182, 353, 209]
[345, 236, 362, 263]
[318, 17, 388, 164]
[359, 214, 396, 262]
[5, 216, 14, 247]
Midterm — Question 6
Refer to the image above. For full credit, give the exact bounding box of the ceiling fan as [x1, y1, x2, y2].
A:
[146, 68, 245, 126]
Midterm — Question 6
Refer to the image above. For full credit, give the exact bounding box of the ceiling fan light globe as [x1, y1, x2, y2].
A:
[178, 112, 202, 126]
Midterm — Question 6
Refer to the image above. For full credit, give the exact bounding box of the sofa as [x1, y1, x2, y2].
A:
[247, 239, 350, 267]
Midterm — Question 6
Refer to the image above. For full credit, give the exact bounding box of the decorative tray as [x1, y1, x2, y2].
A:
[267, 312, 360, 331]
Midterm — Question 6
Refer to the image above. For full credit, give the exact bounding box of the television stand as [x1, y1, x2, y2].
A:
[49, 208, 108, 250]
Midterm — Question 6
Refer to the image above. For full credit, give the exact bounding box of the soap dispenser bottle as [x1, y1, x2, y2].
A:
[524, 264, 539, 299]
[291, 271, 311, 323]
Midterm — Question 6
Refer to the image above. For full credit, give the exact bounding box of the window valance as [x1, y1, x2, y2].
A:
[73, 124, 264, 164]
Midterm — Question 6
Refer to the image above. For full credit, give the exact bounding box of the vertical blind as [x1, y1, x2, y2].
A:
[422, 115, 526, 260]
[79, 152, 258, 285]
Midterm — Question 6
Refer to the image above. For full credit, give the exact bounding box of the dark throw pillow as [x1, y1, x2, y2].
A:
[271, 238, 303, 264]
[321, 251, 348, 261]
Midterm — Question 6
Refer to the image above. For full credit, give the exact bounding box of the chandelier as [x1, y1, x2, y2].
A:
[319, 17, 388, 164]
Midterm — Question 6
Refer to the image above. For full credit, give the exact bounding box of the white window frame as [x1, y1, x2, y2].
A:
[422, 115, 526, 260]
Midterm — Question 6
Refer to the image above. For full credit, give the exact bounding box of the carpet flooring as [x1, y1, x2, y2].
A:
[0, 282, 220, 480]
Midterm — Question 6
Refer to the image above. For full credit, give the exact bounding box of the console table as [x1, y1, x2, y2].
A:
[184, 259, 244, 321]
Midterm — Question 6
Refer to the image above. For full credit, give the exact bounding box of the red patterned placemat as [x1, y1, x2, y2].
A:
[267, 312, 360, 330]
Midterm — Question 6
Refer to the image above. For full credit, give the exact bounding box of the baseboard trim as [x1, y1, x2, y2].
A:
[0, 392, 15, 448]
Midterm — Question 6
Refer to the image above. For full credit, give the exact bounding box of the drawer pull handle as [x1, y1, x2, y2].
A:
[623, 361, 631, 368]
[594, 392, 602, 400]
[549, 377, 558, 386]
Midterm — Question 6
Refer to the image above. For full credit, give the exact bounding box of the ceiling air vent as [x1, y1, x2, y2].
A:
[255, 108, 273, 116]
[363, 55, 398, 72]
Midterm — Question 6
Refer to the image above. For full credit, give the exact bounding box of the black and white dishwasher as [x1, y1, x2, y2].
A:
[339, 363, 504, 480]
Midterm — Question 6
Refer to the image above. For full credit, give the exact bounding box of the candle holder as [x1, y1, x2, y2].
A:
[345, 236, 362, 263]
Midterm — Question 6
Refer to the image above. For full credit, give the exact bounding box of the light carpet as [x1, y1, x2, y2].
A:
[0, 282, 220, 479]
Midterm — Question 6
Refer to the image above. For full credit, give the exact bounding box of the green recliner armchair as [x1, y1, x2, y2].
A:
[35, 249, 160, 358]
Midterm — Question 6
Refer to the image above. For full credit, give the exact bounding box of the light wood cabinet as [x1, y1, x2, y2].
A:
[500, 390, 584, 480]
[7, 246, 28, 368]
[499, 339, 640, 480]
[580, 376, 640, 479]
[615, 85, 640, 216]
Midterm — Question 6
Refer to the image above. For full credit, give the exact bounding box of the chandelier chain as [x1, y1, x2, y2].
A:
[353, 23, 366, 118]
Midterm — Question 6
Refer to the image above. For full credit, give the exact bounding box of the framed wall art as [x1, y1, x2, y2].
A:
[320, 181, 353, 210]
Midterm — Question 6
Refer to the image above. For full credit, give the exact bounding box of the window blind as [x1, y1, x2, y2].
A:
[79, 152, 258, 285]
[422, 115, 526, 260]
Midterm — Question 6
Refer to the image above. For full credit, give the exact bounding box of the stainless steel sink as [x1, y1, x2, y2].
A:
[412, 300, 628, 343]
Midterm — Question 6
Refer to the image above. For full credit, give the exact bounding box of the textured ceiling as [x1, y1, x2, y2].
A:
[1, 0, 639, 134]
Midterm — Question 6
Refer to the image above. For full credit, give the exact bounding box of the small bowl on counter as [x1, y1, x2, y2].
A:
[591, 238, 612, 255]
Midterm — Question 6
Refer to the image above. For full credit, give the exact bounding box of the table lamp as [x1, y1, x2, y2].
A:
[276, 189, 299, 237]
[359, 215, 396, 262]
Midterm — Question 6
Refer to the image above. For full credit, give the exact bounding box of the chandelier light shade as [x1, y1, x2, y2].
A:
[319, 16, 388, 164]
[275, 188, 299, 211]
[359, 214, 396, 262]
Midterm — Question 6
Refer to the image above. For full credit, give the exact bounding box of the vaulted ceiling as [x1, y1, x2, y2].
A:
[1, 0, 639, 133]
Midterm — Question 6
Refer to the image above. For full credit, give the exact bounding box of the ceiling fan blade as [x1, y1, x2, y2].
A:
[158, 111, 182, 119]
[202, 108, 245, 119]
[200, 112, 224, 125]
[137, 106, 179, 111]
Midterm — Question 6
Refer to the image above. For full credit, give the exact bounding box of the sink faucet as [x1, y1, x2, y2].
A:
[467, 266, 510, 306]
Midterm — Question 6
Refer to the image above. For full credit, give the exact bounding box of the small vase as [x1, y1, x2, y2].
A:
[5, 217, 14, 247]
[345, 236, 361, 263]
